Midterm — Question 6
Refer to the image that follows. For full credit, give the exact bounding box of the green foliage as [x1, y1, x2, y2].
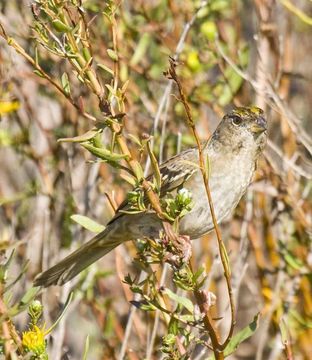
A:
[163, 188, 193, 222]
[71, 214, 106, 233]
[208, 313, 261, 359]
[0, 0, 311, 358]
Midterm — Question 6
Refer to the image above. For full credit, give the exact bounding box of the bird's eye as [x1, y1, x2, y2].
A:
[231, 115, 242, 126]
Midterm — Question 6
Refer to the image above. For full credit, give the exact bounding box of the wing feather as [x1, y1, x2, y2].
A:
[108, 142, 208, 225]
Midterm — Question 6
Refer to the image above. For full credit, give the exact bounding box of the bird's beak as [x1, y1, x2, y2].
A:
[251, 116, 267, 133]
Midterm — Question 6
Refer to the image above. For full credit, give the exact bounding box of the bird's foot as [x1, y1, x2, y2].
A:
[173, 234, 192, 263]
[161, 222, 192, 265]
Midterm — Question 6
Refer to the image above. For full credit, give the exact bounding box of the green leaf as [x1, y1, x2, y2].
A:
[205, 154, 211, 178]
[130, 300, 157, 311]
[98, 63, 114, 76]
[81, 142, 129, 162]
[193, 266, 206, 284]
[224, 313, 260, 356]
[130, 33, 151, 66]
[71, 214, 105, 233]
[208, 313, 261, 359]
[210, 0, 230, 12]
[107, 48, 118, 61]
[228, 70, 243, 92]
[58, 129, 100, 143]
[119, 209, 146, 215]
[127, 133, 142, 147]
[7, 287, 41, 317]
[168, 317, 179, 335]
[105, 84, 115, 95]
[4, 260, 30, 293]
[120, 173, 137, 186]
[164, 288, 194, 313]
[19, 287, 40, 306]
[186, 50, 201, 72]
[61, 72, 71, 96]
[33, 69, 45, 78]
[147, 140, 161, 192]
[0, 129, 12, 147]
[289, 309, 312, 328]
[3, 250, 15, 271]
[52, 19, 71, 33]
[219, 241, 231, 276]
[279, 317, 290, 345]
[82, 335, 90, 360]
[82, 47, 92, 62]
[46, 292, 74, 334]
[200, 21, 218, 41]
[283, 250, 307, 272]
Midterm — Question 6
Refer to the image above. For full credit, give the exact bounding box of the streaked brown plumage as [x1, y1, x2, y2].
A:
[34, 107, 267, 287]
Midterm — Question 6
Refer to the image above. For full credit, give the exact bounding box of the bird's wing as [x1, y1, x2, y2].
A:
[107, 144, 205, 225]
[157, 147, 199, 195]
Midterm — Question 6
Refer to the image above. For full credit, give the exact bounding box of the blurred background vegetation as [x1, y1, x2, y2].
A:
[0, 0, 312, 359]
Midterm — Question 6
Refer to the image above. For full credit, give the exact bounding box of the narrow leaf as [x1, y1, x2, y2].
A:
[164, 288, 194, 313]
[81, 142, 129, 162]
[205, 154, 211, 178]
[120, 173, 137, 186]
[46, 292, 74, 334]
[52, 19, 71, 33]
[58, 129, 100, 143]
[82, 335, 90, 360]
[208, 313, 261, 359]
[147, 139, 161, 192]
[19, 287, 40, 306]
[107, 48, 118, 61]
[127, 133, 142, 146]
[130, 33, 151, 66]
[61, 72, 71, 96]
[71, 214, 105, 233]
[220, 242, 231, 276]
[33, 69, 45, 78]
[82, 47, 92, 61]
[98, 63, 114, 76]
[224, 313, 260, 357]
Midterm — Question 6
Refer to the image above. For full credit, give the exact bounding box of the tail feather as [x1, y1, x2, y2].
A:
[34, 228, 120, 287]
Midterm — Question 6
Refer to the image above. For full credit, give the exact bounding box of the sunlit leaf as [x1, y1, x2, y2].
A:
[164, 288, 194, 313]
[98, 63, 114, 76]
[52, 19, 71, 33]
[61, 72, 71, 96]
[46, 292, 74, 334]
[130, 33, 151, 66]
[82, 335, 90, 360]
[71, 214, 105, 233]
[107, 48, 118, 61]
[208, 313, 261, 359]
[58, 129, 100, 143]
[81, 142, 129, 162]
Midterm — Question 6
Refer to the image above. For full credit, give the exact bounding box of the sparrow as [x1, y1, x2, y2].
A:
[34, 106, 267, 287]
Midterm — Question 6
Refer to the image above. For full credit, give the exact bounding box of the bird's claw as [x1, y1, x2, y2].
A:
[162, 223, 192, 266]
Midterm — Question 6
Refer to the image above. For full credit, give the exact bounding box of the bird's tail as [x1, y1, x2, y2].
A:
[34, 227, 121, 287]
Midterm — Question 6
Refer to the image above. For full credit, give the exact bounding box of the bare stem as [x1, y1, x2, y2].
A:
[167, 58, 235, 352]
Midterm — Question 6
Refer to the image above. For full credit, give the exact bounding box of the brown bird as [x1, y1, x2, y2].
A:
[34, 106, 267, 287]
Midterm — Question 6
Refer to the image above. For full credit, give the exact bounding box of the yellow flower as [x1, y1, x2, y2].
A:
[22, 325, 46, 355]
[0, 100, 20, 115]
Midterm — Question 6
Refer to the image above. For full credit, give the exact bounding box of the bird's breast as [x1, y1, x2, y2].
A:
[179, 151, 256, 238]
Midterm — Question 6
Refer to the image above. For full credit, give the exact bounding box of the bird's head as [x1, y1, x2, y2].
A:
[212, 106, 267, 154]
